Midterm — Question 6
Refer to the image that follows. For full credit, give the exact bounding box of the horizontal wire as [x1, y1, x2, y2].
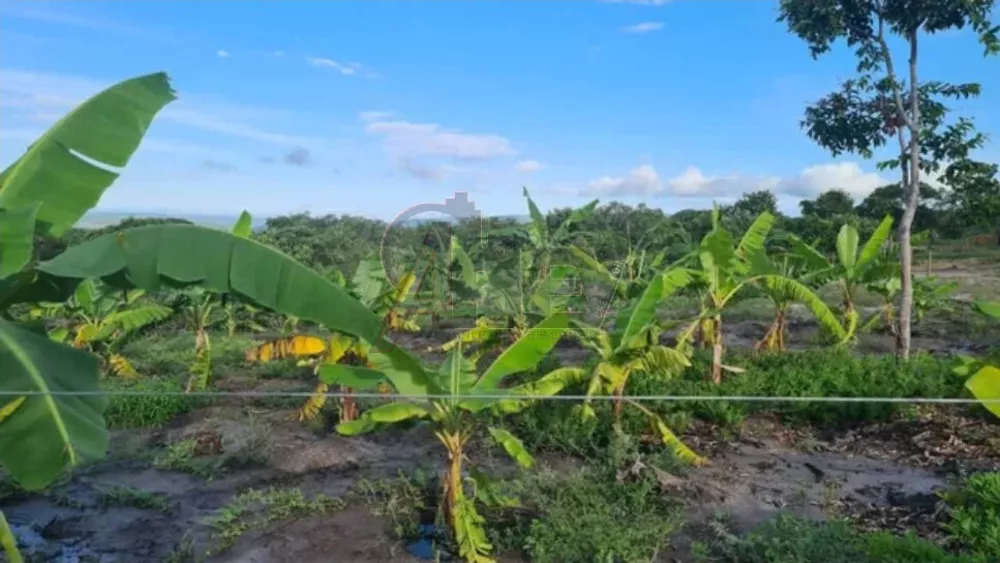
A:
[0, 390, 998, 404]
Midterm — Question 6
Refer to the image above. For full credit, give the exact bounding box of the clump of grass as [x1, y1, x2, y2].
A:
[97, 485, 172, 512]
[205, 487, 344, 551]
[103, 377, 202, 429]
[153, 439, 220, 479]
[486, 430, 685, 562]
[352, 469, 436, 541]
[943, 471, 1000, 557]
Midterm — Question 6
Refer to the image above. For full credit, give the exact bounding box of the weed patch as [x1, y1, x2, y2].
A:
[103, 377, 202, 429]
[205, 487, 344, 551]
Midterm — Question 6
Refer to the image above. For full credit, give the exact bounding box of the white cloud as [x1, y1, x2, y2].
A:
[364, 116, 516, 161]
[587, 164, 662, 196]
[780, 163, 887, 198]
[516, 160, 544, 173]
[359, 110, 395, 123]
[271, 50, 286, 57]
[217, 49, 230, 58]
[585, 162, 890, 199]
[306, 57, 364, 76]
[622, 22, 664, 33]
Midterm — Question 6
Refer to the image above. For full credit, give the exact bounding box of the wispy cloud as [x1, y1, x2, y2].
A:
[217, 49, 231, 58]
[359, 110, 395, 123]
[283, 147, 313, 167]
[306, 56, 366, 76]
[516, 160, 544, 173]
[201, 159, 238, 173]
[0, 4, 171, 40]
[363, 115, 516, 161]
[395, 157, 447, 181]
[622, 22, 664, 33]
[0, 68, 331, 149]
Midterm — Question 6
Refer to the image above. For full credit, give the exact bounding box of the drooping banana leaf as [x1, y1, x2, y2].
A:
[0, 318, 108, 490]
[0, 73, 176, 237]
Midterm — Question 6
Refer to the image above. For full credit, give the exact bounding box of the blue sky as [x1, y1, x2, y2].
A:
[1, 0, 997, 221]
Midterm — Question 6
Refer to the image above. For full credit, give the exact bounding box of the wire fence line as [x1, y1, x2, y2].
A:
[2, 390, 999, 404]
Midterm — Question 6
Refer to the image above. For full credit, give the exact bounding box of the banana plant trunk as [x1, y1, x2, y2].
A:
[710, 315, 723, 384]
[755, 307, 787, 352]
[438, 431, 466, 534]
[339, 386, 359, 422]
[612, 383, 625, 421]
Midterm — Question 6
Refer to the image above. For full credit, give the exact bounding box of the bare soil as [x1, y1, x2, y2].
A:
[3, 401, 996, 563]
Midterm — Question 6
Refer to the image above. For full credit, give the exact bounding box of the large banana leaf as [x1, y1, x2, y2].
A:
[522, 187, 548, 248]
[472, 312, 570, 392]
[735, 211, 774, 257]
[36, 224, 434, 392]
[856, 215, 894, 271]
[0, 204, 40, 277]
[836, 224, 860, 274]
[0, 318, 108, 490]
[0, 73, 176, 237]
[611, 268, 692, 350]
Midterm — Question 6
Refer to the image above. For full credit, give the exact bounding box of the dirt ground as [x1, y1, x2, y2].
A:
[3, 401, 997, 563]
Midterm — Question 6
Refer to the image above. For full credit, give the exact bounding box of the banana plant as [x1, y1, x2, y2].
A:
[29, 279, 173, 377]
[744, 245, 838, 353]
[245, 258, 417, 422]
[441, 258, 578, 363]
[789, 215, 896, 341]
[329, 313, 577, 563]
[677, 208, 846, 383]
[0, 71, 175, 562]
[513, 187, 598, 283]
[954, 301, 1000, 419]
[572, 268, 705, 464]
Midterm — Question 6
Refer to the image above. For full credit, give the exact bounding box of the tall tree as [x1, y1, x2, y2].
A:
[778, 0, 999, 360]
[800, 188, 856, 218]
[944, 159, 1000, 243]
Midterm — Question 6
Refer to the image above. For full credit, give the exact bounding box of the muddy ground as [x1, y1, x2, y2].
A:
[4, 400, 998, 562]
[3, 258, 998, 562]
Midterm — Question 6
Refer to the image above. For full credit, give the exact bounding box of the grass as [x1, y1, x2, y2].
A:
[205, 486, 344, 552]
[96, 485, 172, 512]
[103, 377, 202, 429]
[501, 348, 973, 459]
[691, 514, 991, 563]
[942, 471, 1000, 556]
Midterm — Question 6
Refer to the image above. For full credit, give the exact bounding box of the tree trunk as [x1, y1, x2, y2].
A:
[897, 31, 921, 362]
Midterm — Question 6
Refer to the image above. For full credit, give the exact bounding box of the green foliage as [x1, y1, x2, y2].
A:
[102, 377, 199, 429]
[661, 349, 963, 427]
[693, 514, 988, 563]
[0, 71, 175, 501]
[943, 472, 1000, 556]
